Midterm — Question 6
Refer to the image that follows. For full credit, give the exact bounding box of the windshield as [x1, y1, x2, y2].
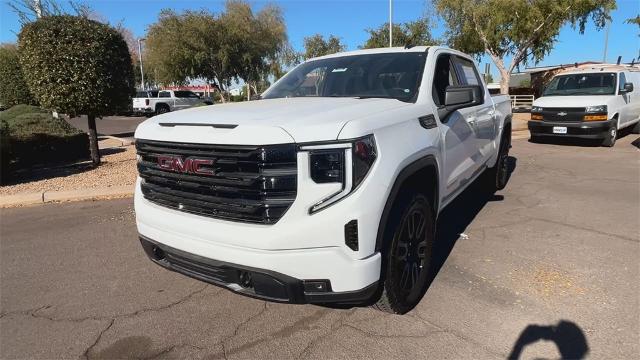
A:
[542, 73, 616, 96]
[263, 52, 427, 102]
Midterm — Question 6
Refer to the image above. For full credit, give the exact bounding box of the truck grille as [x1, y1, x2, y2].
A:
[136, 139, 297, 224]
[540, 107, 585, 122]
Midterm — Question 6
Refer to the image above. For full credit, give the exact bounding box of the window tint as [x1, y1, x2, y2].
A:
[543, 73, 616, 96]
[159, 91, 171, 98]
[454, 57, 481, 86]
[618, 73, 627, 92]
[174, 91, 199, 98]
[263, 53, 426, 102]
[432, 54, 459, 106]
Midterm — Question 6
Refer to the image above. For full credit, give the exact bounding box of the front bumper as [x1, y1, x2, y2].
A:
[139, 235, 378, 304]
[528, 119, 614, 139]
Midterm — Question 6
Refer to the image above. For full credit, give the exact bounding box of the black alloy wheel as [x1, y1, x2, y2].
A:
[374, 193, 435, 314]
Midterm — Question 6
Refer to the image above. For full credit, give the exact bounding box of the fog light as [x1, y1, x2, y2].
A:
[303, 280, 330, 293]
[345, 220, 359, 251]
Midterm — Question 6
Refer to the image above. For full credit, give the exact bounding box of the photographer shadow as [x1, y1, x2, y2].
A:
[508, 320, 589, 359]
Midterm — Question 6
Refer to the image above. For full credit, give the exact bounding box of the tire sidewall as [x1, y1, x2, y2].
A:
[380, 192, 435, 314]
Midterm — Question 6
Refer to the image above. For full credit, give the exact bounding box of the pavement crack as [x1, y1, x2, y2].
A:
[82, 318, 115, 360]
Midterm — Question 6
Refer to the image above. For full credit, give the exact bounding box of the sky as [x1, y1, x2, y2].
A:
[1, 0, 639, 79]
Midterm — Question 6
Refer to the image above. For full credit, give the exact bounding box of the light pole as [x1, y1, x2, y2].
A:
[138, 38, 146, 90]
[389, 0, 393, 47]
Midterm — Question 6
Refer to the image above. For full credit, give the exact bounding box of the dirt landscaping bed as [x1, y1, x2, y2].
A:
[0, 143, 136, 196]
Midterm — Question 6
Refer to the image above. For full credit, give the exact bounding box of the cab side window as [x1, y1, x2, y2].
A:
[618, 73, 627, 93]
[452, 56, 484, 103]
[159, 91, 171, 98]
[432, 54, 459, 106]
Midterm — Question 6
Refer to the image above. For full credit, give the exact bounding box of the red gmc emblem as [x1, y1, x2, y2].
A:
[157, 155, 216, 175]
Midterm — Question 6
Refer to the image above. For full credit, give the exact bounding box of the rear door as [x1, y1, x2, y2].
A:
[451, 56, 496, 164]
[158, 90, 174, 109]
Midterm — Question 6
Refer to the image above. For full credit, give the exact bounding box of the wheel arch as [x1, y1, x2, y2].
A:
[374, 155, 439, 252]
[155, 102, 170, 111]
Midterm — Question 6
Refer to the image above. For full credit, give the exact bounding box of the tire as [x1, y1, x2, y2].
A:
[631, 121, 640, 134]
[485, 129, 511, 192]
[374, 192, 435, 314]
[155, 104, 170, 116]
[602, 126, 617, 147]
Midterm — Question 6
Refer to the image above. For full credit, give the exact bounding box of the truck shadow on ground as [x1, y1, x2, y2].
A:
[430, 155, 517, 279]
[507, 320, 589, 360]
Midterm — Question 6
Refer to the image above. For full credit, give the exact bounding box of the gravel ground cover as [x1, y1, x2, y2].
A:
[0, 143, 136, 196]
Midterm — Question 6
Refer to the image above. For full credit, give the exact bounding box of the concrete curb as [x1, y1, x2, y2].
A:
[1, 185, 134, 208]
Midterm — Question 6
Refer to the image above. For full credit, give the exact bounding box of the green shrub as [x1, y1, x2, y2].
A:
[0, 105, 88, 181]
[18, 15, 135, 117]
[0, 45, 37, 107]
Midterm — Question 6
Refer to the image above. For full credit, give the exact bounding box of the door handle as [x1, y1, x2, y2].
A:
[467, 117, 477, 124]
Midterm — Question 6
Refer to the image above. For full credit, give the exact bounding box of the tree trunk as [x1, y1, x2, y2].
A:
[498, 68, 510, 95]
[87, 114, 100, 166]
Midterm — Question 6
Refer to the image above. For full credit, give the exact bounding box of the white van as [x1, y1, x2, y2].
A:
[528, 65, 640, 146]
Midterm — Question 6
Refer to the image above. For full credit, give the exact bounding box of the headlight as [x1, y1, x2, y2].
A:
[585, 105, 607, 113]
[302, 135, 377, 213]
[531, 106, 543, 113]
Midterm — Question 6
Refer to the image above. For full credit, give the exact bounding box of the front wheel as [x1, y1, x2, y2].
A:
[602, 126, 617, 147]
[374, 193, 435, 314]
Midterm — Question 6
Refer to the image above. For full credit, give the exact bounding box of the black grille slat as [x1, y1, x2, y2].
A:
[136, 139, 297, 224]
[540, 107, 586, 122]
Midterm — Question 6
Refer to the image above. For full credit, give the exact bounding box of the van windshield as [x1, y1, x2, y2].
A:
[262, 52, 427, 102]
[542, 73, 616, 96]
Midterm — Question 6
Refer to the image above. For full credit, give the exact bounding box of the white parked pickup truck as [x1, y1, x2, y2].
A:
[529, 65, 640, 146]
[134, 46, 512, 314]
[132, 90, 213, 116]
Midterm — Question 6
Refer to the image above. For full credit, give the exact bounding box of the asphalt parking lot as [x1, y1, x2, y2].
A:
[1, 135, 638, 359]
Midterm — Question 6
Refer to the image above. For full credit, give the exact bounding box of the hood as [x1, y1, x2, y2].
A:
[533, 95, 613, 108]
[134, 97, 410, 144]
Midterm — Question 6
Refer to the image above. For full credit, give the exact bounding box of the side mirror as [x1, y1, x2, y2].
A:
[620, 82, 634, 94]
[440, 85, 483, 121]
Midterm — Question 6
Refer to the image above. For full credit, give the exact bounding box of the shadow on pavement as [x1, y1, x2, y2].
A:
[507, 320, 589, 360]
[431, 155, 517, 277]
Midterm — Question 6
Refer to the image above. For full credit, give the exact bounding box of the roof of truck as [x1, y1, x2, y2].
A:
[306, 46, 478, 63]
[558, 63, 640, 75]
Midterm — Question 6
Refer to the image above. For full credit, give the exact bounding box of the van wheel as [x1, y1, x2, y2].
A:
[374, 193, 435, 314]
[602, 127, 617, 147]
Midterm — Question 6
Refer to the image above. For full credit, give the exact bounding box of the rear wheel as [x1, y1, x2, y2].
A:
[155, 104, 170, 116]
[485, 129, 511, 192]
[374, 193, 435, 314]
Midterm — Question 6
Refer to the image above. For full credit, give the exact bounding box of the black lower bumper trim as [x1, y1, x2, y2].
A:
[139, 236, 378, 304]
[528, 119, 614, 139]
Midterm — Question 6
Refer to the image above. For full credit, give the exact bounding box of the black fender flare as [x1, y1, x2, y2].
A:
[374, 154, 439, 252]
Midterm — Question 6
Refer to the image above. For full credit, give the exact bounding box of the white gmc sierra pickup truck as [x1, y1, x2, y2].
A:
[134, 46, 512, 314]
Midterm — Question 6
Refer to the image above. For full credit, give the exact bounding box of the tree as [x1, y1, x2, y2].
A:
[435, 0, 616, 94]
[303, 34, 346, 59]
[145, 1, 288, 101]
[0, 44, 36, 107]
[362, 18, 438, 48]
[18, 15, 135, 165]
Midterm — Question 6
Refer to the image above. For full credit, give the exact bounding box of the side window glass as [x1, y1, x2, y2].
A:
[618, 73, 626, 92]
[159, 91, 170, 98]
[454, 57, 481, 86]
[432, 54, 458, 106]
